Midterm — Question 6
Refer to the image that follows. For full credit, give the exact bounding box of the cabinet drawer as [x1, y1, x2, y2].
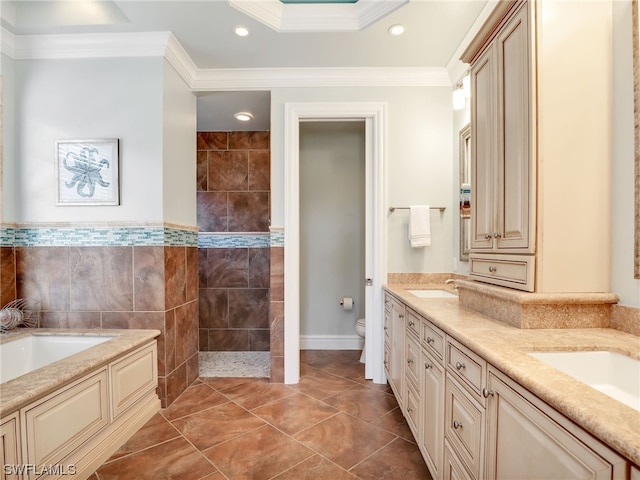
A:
[469, 254, 534, 292]
[445, 378, 485, 480]
[24, 369, 109, 467]
[405, 334, 421, 390]
[405, 382, 420, 438]
[446, 338, 486, 403]
[406, 309, 421, 339]
[110, 342, 158, 419]
[444, 439, 474, 480]
[422, 319, 445, 361]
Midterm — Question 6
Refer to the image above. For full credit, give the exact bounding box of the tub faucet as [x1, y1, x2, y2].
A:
[445, 279, 458, 290]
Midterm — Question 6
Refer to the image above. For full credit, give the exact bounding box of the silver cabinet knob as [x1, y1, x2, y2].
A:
[425, 363, 433, 370]
[484, 233, 492, 239]
[455, 361, 465, 370]
[407, 358, 414, 365]
[408, 320, 415, 327]
[453, 420, 463, 429]
[482, 388, 495, 398]
[488, 266, 497, 273]
[493, 232, 502, 238]
[426, 337, 435, 344]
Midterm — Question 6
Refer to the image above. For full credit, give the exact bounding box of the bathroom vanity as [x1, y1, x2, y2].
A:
[384, 285, 640, 480]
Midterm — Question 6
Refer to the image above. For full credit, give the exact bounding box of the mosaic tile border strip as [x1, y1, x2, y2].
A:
[0, 226, 198, 247]
[1, 227, 285, 248]
[198, 233, 270, 248]
[270, 229, 284, 247]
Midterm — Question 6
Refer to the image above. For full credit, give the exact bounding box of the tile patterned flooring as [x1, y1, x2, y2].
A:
[92, 350, 431, 480]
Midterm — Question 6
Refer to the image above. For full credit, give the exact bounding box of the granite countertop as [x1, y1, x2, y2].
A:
[0, 328, 161, 417]
[384, 284, 640, 466]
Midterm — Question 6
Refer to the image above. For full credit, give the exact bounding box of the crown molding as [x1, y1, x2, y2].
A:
[1, 29, 452, 89]
[229, 0, 407, 32]
[445, 0, 503, 83]
[4, 29, 171, 60]
[191, 66, 450, 90]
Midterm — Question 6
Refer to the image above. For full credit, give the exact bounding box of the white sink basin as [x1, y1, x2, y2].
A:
[407, 289, 457, 299]
[529, 351, 640, 411]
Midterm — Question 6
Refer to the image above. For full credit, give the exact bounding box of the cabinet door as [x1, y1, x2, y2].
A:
[1, 413, 21, 480]
[421, 350, 445, 480]
[389, 297, 405, 403]
[485, 370, 618, 479]
[470, 44, 496, 251]
[495, 2, 532, 251]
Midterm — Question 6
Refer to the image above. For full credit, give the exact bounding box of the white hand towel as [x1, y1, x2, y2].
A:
[409, 205, 431, 248]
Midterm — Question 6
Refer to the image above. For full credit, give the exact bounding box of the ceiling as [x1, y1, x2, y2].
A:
[1, 0, 488, 131]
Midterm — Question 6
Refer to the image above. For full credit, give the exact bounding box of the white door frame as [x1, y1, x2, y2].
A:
[283, 102, 388, 384]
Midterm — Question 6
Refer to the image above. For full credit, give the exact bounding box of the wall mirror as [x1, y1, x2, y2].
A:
[634, 0, 639, 278]
[459, 123, 471, 261]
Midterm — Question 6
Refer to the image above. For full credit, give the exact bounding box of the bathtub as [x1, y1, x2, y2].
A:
[0, 329, 160, 480]
[0, 334, 113, 383]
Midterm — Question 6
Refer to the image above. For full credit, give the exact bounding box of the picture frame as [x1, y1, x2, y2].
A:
[56, 139, 119, 206]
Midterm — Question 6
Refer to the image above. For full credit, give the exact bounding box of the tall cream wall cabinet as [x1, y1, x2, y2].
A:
[462, 0, 612, 293]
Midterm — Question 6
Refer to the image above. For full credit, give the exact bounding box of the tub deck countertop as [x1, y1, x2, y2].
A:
[0, 328, 161, 417]
[384, 284, 640, 466]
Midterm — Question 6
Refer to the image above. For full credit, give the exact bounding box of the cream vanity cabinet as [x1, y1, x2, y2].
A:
[384, 293, 405, 403]
[385, 294, 635, 480]
[484, 367, 627, 479]
[420, 316, 445, 480]
[463, 0, 611, 293]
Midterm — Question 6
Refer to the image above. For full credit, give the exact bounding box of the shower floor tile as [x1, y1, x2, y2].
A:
[199, 351, 270, 378]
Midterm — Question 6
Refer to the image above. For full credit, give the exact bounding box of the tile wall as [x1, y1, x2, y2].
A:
[196, 132, 272, 354]
[0, 226, 199, 407]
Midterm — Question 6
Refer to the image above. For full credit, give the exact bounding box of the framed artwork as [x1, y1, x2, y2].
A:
[56, 139, 119, 206]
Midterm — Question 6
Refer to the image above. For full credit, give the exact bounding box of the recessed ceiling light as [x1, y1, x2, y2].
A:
[234, 112, 254, 122]
[388, 24, 405, 36]
[234, 26, 251, 37]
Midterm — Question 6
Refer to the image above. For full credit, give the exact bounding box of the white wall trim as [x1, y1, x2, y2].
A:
[1, 28, 452, 89]
[192, 67, 450, 90]
[283, 101, 387, 385]
[300, 335, 364, 350]
[7, 29, 171, 60]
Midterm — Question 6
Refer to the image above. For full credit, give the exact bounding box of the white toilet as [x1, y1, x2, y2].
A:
[355, 318, 366, 363]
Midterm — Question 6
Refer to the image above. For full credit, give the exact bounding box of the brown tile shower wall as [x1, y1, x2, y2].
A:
[13, 244, 198, 408]
[196, 131, 271, 352]
[0, 246, 17, 307]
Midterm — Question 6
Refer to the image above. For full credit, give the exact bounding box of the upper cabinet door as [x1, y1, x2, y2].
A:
[495, 4, 532, 251]
[470, 45, 496, 251]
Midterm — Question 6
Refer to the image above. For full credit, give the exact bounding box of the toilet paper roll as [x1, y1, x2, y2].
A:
[341, 297, 354, 311]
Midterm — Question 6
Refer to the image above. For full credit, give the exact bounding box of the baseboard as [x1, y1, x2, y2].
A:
[300, 334, 364, 350]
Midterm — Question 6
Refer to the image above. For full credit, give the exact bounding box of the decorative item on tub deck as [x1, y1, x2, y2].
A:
[0, 299, 39, 333]
[55, 138, 120, 205]
[409, 205, 431, 248]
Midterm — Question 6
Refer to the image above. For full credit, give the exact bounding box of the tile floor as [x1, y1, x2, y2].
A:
[92, 350, 432, 480]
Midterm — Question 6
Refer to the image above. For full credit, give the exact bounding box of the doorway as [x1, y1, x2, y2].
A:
[283, 102, 387, 384]
[299, 121, 366, 350]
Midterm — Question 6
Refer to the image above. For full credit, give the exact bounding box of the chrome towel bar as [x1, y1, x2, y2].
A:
[389, 206, 446, 212]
